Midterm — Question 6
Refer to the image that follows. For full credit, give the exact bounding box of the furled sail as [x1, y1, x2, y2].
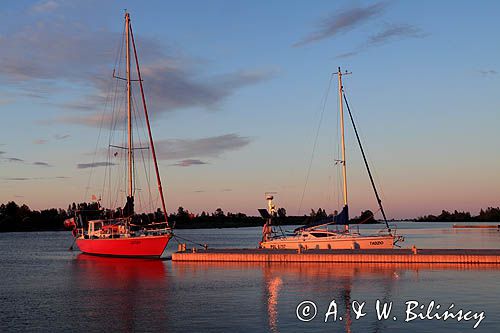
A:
[294, 205, 349, 232]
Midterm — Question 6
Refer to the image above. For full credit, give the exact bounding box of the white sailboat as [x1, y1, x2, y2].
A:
[259, 68, 404, 250]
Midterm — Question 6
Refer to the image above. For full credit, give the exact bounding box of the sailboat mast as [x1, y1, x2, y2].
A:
[337, 67, 348, 207]
[125, 12, 133, 197]
[129, 21, 169, 226]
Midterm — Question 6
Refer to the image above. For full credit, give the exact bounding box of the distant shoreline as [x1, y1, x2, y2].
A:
[2, 219, 500, 234]
[1, 200, 499, 232]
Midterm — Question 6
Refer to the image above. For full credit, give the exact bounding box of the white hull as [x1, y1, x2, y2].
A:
[260, 233, 396, 250]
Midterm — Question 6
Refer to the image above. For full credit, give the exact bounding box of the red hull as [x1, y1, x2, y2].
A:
[76, 234, 171, 258]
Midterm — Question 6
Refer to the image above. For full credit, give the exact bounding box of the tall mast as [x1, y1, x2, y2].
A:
[129, 20, 169, 226]
[337, 67, 348, 207]
[125, 12, 133, 198]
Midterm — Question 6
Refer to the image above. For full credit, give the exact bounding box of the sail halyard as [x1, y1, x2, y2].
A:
[129, 22, 170, 227]
[342, 92, 391, 231]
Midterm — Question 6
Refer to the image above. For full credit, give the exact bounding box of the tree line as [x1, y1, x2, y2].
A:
[416, 207, 500, 222]
[1, 200, 499, 232]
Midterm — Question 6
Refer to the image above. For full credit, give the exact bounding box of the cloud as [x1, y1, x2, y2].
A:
[58, 68, 275, 127]
[293, 2, 388, 47]
[2, 156, 54, 167]
[337, 23, 427, 58]
[33, 161, 52, 167]
[54, 134, 71, 140]
[0, 21, 119, 82]
[156, 133, 251, 160]
[171, 159, 208, 167]
[0, 98, 13, 106]
[478, 69, 497, 76]
[336, 50, 360, 59]
[77, 161, 116, 169]
[368, 24, 427, 45]
[30, 0, 59, 13]
[0, 17, 273, 125]
[144, 67, 273, 112]
[33, 139, 48, 144]
[6, 157, 24, 163]
[58, 113, 115, 128]
[1, 176, 69, 181]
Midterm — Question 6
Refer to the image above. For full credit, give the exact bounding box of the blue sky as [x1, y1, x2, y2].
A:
[0, 0, 499, 218]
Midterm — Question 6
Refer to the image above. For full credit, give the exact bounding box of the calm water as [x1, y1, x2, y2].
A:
[1, 222, 499, 332]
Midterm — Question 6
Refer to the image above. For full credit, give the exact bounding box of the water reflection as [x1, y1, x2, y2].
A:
[263, 263, 397, 333]
[73, 254, 167, 282]
[265, 275, 282, 333]
[71, 254, 169, 331]
[172, 261, 500, 332]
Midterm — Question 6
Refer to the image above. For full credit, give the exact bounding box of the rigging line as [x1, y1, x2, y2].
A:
[297, 73, 334, 215]
[131, 93, 139, 197]
[342, 91, 390, 230]
[103, 16, 126, 206]
[120, 82, 128, 205]
[357, 207, 381, 224]
[133, 88, 154, 213]
[130, 22, 169, 226]
[112, 106, 127, 211]
[132, 90, 151, 212]
[146, 126, 154, 213]
[111, 30, 127, 208]
[112, 18, 126, 79]
[107, 40, 126, 209]
[102, 70, 122, 203]
[110, 95, 121, 209]
[343, 86, 389, 211]
[172, 234, 207, 248]
[83, 61, 119, 204]
[132, 94, 138, 198]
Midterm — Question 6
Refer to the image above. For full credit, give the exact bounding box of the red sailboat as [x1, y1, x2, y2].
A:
[72, 12, 171, 258]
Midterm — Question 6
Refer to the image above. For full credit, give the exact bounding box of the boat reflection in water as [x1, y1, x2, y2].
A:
[172, 261, 499, 332]
[71, 254, 169, 331]
[74, 253, 168, 281]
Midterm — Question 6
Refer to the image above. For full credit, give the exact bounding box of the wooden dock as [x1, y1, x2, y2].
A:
[172, 248, 500, 264]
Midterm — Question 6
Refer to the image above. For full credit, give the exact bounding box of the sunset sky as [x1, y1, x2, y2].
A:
[1, 0, 499, 219]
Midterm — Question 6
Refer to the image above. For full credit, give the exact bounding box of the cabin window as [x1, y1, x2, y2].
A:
[310, 233, 329, 238]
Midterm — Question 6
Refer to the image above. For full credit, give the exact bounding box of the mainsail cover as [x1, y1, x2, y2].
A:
[123, 196, 134, 217]
[294, 205, 349, 232]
